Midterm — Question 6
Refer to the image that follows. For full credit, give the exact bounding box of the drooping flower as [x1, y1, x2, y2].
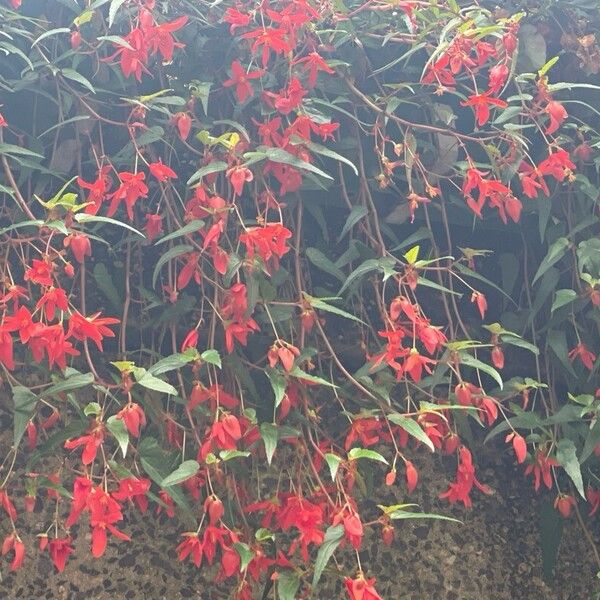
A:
[67, 311, 120, 351]
[223, 61, 264, 103]
[544, 100, 567, 135]
[116, 403, 146, 437]
[48, 537, 74, 572]
[344, 575, 383, 600]
[461, 93, 508, 126]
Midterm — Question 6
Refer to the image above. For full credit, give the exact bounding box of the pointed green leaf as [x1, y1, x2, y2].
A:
[161, 460, 200, 487]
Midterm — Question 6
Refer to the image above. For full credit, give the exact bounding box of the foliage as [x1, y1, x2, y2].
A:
[0, 0, 599, 595]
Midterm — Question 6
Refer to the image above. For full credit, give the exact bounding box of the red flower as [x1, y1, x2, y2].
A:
[471, 291, 487, 319]
[344, 575, 383, 600]
[88, 487, 130, 557]
[487, 63, 509, 95]
[239, 223, 292, 270]
[554, 494, 576, 518]
[65, 476, 93, 527]
[227, 165, 254, 195]
[2, 534, 25, 571]
[461, 93, 508, 126]
[112, 28, 149, 82]
[67, 311, 119, 351]
[223, 60, 264, 103]
[403, 348, 435, 382]
[439, 446, 492, 507]
[111, 477, 151, 513]
[278, 496, 324, 562]
[36, 287, 68, 321]
[144, 15, 188, 61]
[0, 490, 17, 521]
[264, 78, 307, 114]
[177, 533, 203, 567]
[588, 489, 600, 516]
[24, 259, 54, 286]
[344, 417, 381, 451]
[116, 403, 146, 437]
[342, 512, 363, 550]
[524, 450, 558, 491]
[156, 490, 175, 518]
[144, 213, 163, 241]
[568, 343, 596, 370]
[491, 346, 504, 369]
[64, 233, 92, 263]
[64, 420, 105, 465]
[179, 328, 198, 352]
[108, 171, 148, 220]
[77, 167, 112, 215]
[538, 149, 575, 181]
[544, 100, 567, 135]
[0, 329, 15, 370]
[405, 460, 418, 493]
[223, 7, 251, 34]
[2, 306, 41, 343]
[149, 160, 177, 182]
[173, 112, 192, 140]
[241, 27, 292, 68]
[293, 52, 334, 87]
[48, 537, 74, 572]
[506, 432, 527, 463]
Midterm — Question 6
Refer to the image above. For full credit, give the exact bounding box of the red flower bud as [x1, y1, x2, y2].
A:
[71, 31, 82, 49]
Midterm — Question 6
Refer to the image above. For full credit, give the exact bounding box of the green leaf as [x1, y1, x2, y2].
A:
[551, 289, 577, 314]
[83, 402, 101, 416]
[133, 367, 178, 395]
[187, 161, 228, 186]
[32, 27, 70, 47]
[533, 237, 569, 285]
[547, 329, 578, 378]
[61, 69, 95, 93]
[45, 372, 95, 397]
[200, 349, 222, 368]
[338, 205, 368, 241]
[219, 450, 251, 461]
[109, 0, 128, 26]
[246, 146, 333, 181]
[312, 525, 344, 587]
[161, 460, 200, 487]
[389, 510, 462, 523]
[539, 499, 563, 582]
[278, 571, 301, 600]
[304, 139, 358, 175]
[0, 144, 44, 160]
[580, 420, 600, 464]
[93, 263, 122, 312]
[387, 414, 435, 452]
[266, 368, 286, 408]
[500, 335, 539, 356]
[404, 245, 420, 265]
[339, 258, 396, 295]
[304, 294, 365, 324]
[260, 423, 278, 466]
[325, 453, 342, 482]
[556, 439, 585, 498]
[106, 415, 129, 457]
[348, 448, 388, 464]
[149, 351, 196, 376]
[152, 244, 194, 288]
[154, 220, 204, 245]
[306, 247, 346, 282]
[13, 386, 38, 447]
[454, 263, 516, 305]
[289, 367, 337, 388]
[459, 353, 503, 389]
[75, 214, 145, 237]
[234, 542, 254, 572]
